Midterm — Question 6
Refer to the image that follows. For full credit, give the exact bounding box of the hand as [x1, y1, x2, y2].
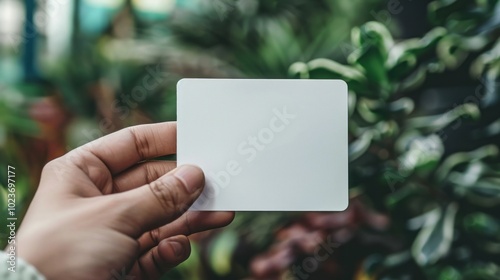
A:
[15, 122, 234, 280]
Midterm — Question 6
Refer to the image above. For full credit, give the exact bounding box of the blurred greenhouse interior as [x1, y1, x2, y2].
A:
[1, 0, 500, 279]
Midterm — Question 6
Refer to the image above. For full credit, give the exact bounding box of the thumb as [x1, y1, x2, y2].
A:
[116, 164, 205, 237]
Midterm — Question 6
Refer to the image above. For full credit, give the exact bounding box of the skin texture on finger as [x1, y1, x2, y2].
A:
[129, 235, 191, 280]
[38, 154, 112, 198]
[138, 211, 235, 254]
[78, 122, 177, 175]
[109, 161, 235, 251]
[112, 165, 205, 238]
[110, 161, 177, 194]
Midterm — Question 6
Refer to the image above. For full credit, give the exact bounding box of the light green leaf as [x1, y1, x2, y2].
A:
[208, 230, 239, 276]
[349, 130, 374, 162]
[462, 179, 500, 207]
[435, 145, 498, 182]
[398, 135, 444, 175]
[412, 203, 458, 266]
[462, 263, 500, 279]
[289, 59, 368, 94]
[397, 65, 427, 92]
[437, 266, 462, 280]
[437, 35, 468, 69]
[406, 103, 480, 134]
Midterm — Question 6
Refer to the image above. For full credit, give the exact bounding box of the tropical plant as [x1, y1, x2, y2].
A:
[180, 0, 500, 279]
[246, 0, 500, 279]
[0, 90, 39, 248]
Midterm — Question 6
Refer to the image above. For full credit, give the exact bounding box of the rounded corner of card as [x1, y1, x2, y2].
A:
[337, 198, 349, 212]
[337, 79, 348, 91]
[177, 78, 190, 92]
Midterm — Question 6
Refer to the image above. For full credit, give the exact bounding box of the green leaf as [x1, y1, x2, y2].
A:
[463, 212, 500, 238]
[437, 34, 488, 71]
[389, 97, 415, 116]
[462, 263, 500, 279]
[406, 27, 448, 57]
[349, 22, 393, 94]
[357, 98, 382, 123]
[395, 130, 423, 154]
[428, 0, 470, 26]
[387, 27, 447, 80]
[385, 183, 427, 211]
[350, 21, 394, 55]
[435, 145, 498, 182]
[357, 97, 414, 122]
[447, 161, 485, 187]
[412, 203, 458, 266]
[375, 120, 399, 139]
[289, 59, 368, 94]
[437, 266, 462, 280]
[349, 130, 374, 162]
[387, 52, 418, 81]
[462, 211, 500, 253]
[353, 46, 390, 92]
[462, 179, 500, 207]
[348, 91, 357, 117]
[397, 65, 428, 92]
[208, 230, 239, 276]
[406, 103, 480, 134]
[470, 39, 500, 78]
[398, 135, 444, 175]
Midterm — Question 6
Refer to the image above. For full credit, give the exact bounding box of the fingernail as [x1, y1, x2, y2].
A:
[169, 241, 184, 257]
[174, 165, 204, 193]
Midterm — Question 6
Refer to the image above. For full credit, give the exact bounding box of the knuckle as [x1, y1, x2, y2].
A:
[184, 214, 193, 235]
[148, 177, 182, 212]
[67, 147, 91, 170]
[150, 250, 166, 274]
[149, 228, 161, 245]
[129, 126, 156, 160]
[144, 162, 160, 183]
[42, 158, 59, 172]
[41, 157, 67, 182]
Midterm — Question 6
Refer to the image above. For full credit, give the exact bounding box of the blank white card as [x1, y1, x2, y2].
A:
[177, 79, 348, 211]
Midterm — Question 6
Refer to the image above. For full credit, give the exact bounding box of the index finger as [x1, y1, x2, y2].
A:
[80, 122, 177, 174]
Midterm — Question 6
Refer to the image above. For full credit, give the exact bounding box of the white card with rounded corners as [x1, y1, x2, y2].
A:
[177, 79, 348, 211]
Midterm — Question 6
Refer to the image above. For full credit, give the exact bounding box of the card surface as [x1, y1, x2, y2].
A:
[177, 79, 348, 211]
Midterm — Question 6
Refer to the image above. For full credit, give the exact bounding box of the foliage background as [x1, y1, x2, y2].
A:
[1, 0, 500, 279]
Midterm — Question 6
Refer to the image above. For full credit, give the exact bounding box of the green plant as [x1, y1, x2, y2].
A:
[284, 0, 500, 278]
[187, 0, 500, 279]
[168, 0, 382, 78]
[0, 88, 39, 248]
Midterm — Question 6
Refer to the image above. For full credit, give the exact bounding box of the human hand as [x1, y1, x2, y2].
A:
[15, 122, 234, 280]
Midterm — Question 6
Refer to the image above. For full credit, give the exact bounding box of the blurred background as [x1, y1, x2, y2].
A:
[1, 0, 500, 279]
